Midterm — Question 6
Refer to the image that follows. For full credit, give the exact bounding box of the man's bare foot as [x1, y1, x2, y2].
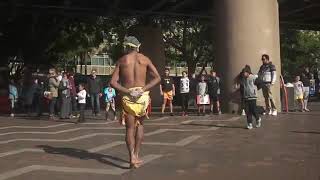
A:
[130, 162, 141, 169]
[134, 158, 143, 164]
[130, 154, 142, 168]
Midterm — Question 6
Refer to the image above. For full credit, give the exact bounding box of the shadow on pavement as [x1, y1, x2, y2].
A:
[36, 145, 130, 169]
[290, 131, 320, 135]
[185, 123, 246, 129]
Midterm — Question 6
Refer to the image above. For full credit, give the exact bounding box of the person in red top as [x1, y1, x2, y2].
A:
[68, 71, 78, 118]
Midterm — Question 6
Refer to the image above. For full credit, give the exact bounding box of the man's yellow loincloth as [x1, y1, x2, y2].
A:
[163, 90, 173, 100]
[122, 87, 150, 118]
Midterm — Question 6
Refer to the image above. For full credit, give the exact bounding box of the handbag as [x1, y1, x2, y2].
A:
[43, 91, 53, 100]
[197, 94, 210, 105]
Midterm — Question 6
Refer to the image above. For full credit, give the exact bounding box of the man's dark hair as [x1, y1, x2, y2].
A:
[262, 54, 270, 60]
[165, 68, 170, 72]
[182, 71, 187, 74]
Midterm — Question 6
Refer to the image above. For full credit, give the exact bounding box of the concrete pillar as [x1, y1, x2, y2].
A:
[132, 26, 166, 107]
[214, 0, 282, 113]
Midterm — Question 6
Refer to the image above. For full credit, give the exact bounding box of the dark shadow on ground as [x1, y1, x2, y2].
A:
[37, 145, 130, 169]
[185, 123, 246, 129]
[290, 131, 320, 135]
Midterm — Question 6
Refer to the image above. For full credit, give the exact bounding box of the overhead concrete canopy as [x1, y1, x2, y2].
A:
[0, 0, 320, 30]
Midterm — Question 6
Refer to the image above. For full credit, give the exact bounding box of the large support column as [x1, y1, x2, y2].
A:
[214, 0, 282, 113]
[132, 26, 166, 107]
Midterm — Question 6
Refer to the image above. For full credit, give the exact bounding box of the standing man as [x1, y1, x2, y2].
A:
[87, 69, 102, 116]
[301, 67, 312, 111]
[160, 68, 175, 116]
[258, 54, 278, 116]
[110, 36, 161, 168]
[207, 70, 222, 115]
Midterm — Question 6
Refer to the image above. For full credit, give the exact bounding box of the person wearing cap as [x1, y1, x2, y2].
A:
[110, 36, 161, 168]
[241, 65, 262, 129]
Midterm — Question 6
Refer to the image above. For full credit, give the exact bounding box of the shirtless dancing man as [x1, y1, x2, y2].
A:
[110, 36, 161, 168]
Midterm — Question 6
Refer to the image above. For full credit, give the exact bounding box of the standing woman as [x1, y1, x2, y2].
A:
[48, 68, 60, 120]
[180, 71, 190, 116]
[59, 72, 71, 119]
[197, 75, 208, 116]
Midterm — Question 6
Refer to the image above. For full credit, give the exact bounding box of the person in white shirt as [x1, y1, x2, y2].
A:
[197, 75, 208, 115]
[77, 83, 87, 123]
[293, 75, 305, 112]
[180, 71, 190, 116]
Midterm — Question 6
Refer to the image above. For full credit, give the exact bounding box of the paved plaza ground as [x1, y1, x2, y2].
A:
[0, 103, 319, 180]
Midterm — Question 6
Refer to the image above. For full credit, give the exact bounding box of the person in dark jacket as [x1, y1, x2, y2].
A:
[32, 79, 44, 117]
[87, 69, 102, 116]
[207, 70, 221, 114]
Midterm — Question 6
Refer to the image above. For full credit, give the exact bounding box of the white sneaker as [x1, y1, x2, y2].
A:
[268, 110, 272, 115]
[272, 110, 278, 116]
[247, 123, 253, 130]
[241, 109, 246, 116]
[256, 118, 262, 128]
[10, 113, 14, 117]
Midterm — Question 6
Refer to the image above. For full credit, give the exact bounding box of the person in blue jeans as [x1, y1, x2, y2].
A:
[87, 70, 102, 116]
[103, 84, 117, 121]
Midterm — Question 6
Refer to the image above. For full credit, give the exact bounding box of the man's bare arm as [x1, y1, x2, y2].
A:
[142, 58, 161, 92]
[172, 84, 176, 96]
[110, 62, 130, 94]
[160, 84, 163, 95]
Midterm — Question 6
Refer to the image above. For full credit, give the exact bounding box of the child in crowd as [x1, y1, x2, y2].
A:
[197, 75, 209, 116]
[293, 75, 305, 112]
[241, 66, 261, 129]
[103, 84, 117, 121]
[77, 83, 87, 123]
[180, 71, 190, 116]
